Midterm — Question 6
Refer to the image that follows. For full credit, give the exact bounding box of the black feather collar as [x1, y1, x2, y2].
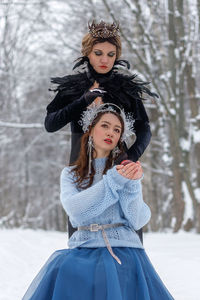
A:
[50, 59, 159, 109]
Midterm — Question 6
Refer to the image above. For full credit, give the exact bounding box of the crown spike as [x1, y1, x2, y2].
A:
[88, 20, 120, 38]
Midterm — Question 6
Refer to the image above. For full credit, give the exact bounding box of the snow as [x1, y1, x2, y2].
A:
[0, 229, 200, 300]
[194, 188, 200, 203]
[0, 121, 43, 129]
[162, 153, 173, 164]
[159, 71, 172, 81]
[180, 138, 190, 151]
[182, 181, 194, 224]
[193, 129, 200, 143]
[169, 108, 176, 115]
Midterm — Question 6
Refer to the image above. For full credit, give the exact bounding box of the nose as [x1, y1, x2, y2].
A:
[107, 130, 113, 137]
[100, 55, 109, 64]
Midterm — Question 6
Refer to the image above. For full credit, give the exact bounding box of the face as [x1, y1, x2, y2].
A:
[88, 42, 116, 74]
[91, 113, 122, 158]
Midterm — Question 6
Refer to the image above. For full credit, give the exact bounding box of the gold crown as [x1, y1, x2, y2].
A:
[88, 20, 120, 38]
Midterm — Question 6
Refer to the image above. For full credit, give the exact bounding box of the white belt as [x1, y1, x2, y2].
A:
[78, 223, 124, 265]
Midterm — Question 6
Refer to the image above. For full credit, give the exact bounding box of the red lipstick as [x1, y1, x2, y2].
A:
[104, 138, 112, 144]
[100, 65, 108, 69]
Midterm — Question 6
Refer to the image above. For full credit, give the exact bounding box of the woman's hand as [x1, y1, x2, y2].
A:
[88, 81, 104, 106]
[116, 161, 143, 180]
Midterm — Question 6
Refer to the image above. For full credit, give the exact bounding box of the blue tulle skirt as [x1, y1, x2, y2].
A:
[22, 247, 174, 300]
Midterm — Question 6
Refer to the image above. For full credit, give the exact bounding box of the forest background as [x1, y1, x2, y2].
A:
[0, 0, 200, 233]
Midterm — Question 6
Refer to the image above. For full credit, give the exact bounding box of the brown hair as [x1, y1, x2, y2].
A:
[81, 33, 122, 60]
[70, 111, 124, 189]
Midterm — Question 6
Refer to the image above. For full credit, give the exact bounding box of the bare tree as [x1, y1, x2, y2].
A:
[0, 0, 199, 232]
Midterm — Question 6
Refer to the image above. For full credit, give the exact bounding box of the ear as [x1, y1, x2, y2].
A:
[90, 128, 94, 137]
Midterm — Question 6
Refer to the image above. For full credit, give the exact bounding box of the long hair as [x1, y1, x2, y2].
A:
[70, 111, 124, 189]
[81, 33, 122, 60]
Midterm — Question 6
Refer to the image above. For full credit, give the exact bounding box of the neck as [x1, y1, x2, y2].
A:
[93, 149, 110, 159]
[88, 61, 113, 79]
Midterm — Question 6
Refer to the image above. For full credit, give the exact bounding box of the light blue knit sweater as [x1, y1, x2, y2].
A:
[60, 157, 151, 249]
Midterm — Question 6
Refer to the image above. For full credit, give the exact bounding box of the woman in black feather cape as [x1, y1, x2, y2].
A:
[45, 20, 158, 240]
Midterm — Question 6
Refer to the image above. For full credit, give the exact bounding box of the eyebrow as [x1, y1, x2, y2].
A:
[93, 49, 116, 54]
[101, 120, 122, 129]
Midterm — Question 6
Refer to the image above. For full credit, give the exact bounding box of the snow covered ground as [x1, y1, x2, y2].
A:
[0, 229, 199, 300]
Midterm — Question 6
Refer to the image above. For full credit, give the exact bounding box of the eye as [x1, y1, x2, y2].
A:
[114, 128, 121, 133]
[101, 124, 108, 128]
[94, 51, 102, 56]
[108, 53, 116, 57]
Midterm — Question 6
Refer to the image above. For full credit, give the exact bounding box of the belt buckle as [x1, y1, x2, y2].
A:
[90, 224, 99, 232]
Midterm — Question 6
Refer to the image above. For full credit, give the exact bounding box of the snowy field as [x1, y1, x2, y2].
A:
[0, 229, 199, 300]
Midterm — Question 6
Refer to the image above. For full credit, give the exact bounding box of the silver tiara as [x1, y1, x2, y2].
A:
[79, 103, 135, 142]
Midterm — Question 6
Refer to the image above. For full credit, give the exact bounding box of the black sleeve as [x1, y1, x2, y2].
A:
[44, 92, 87, 132]
[127, 120, 151, 162]
[124, 95, 152, 161]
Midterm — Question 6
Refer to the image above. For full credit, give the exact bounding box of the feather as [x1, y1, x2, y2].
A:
[48, 60, 159, 119]
[72, 56, 89, 70]
[114, 59, 130, 69]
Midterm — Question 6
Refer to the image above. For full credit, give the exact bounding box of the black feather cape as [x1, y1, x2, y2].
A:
[49, 58, 158, 121]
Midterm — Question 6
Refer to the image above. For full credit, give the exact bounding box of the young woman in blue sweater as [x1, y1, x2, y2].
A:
[22, 104, 173, 300]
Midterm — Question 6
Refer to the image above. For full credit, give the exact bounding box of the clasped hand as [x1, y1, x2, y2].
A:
[84, 81, 106, 106]
[116, 161, 143, 180]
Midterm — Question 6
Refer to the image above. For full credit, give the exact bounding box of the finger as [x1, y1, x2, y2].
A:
[118, 167, 135, 178]
[116, 165, 124, 170]
[117, 168, 128, 177]
[126, 170, 138, 180]
[128, 169, 143, 180]
[135, 161, 141, 167]
[126, 165, 142, 177]
[125, 162, 142, 171]
[125, 168, 138, 177]
[123, 163, 139, 174]
[93, 98, 103, 105]
[118, 164, 136, 176]
[90, 81, 99, 89]
[94, 81, 99, 88]
[117, 164, 141, 178]
[123, 162, 136, 168]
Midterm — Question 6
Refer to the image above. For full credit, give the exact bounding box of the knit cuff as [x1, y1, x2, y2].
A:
[108, 166, 131, 186]
[123, 174, 143, 193]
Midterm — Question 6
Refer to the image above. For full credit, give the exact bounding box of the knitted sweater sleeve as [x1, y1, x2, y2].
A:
[119, 179, 151, 230]
[60, 166, 131, 224]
